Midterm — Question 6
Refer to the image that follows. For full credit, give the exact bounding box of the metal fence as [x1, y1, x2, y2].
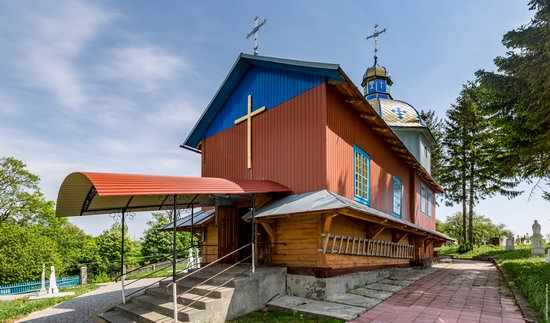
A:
[0, 276, 80, 295]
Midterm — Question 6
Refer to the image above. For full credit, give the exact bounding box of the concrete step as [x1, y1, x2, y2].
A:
[348, 287, 394, 300]
[173, 273, 238, 288]
[268, 295, 365, 321]
[131, 295, 207, 322]
[145, 286, 221, 310]
[158, 280, 233, 299]
[114, 302, 175, 323]
[328, 293, 382, 310]
[99, 310, 137, 323]
[366, 282, 403, 292]
[379, 278, 414, 287]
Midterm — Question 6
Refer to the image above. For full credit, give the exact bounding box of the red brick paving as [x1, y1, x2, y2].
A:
[351, 260, 525, 323]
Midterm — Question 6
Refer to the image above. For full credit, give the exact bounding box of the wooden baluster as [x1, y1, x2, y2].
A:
[338, 235, 345, 254]
[322, 233, 330, 254]
[344, 236, 350, 254]
[331, 235, 338, 253]
[351, 237, 356, 255]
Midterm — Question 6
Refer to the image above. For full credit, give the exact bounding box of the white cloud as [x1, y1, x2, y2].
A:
[102, 45, 185, 92]
[17, 1, 114, 108]
[146, 99, 200, 126]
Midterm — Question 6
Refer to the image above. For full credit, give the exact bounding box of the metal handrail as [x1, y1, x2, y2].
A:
[124, 257, 194, 299]
[124, 257, 188, 288]
[165, 242, 253, 289]
[177, 255, 252, 313]
[114, 251, 190, 282]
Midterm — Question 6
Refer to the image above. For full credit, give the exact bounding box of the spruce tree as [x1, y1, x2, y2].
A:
[476, 0, 550, 200]
[442, 83, 521, 247]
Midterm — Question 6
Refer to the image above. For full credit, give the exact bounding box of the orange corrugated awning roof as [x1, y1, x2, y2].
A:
[56, 172, 291, 217]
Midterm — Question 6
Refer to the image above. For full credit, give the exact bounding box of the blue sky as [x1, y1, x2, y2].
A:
[0, 0, 547, 240]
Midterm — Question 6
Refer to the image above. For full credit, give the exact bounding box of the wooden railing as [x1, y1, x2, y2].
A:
[319, 233, 414, 259]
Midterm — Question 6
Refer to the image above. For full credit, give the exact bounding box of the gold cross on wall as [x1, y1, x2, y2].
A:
[234, 95, 266, 169]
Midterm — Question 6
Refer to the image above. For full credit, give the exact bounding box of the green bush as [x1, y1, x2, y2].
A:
[0, 223, 63, 285]
[457, 242, 473, 253]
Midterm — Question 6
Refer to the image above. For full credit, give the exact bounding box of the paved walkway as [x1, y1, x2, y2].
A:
[18, 278, 161, 323]
[352, 260, 525, 323]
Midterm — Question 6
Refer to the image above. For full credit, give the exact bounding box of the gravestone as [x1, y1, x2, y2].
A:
[505, 234, 515, 251]
[80, 266, 87, 285]
[38, 264, 47, 296]
[531, 220, 544, 256]
[48, 265, 59, 294]
[515, 235, 521, 245]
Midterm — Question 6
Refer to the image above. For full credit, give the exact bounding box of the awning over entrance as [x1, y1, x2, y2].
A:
[158, 209, 216, 231]
[56, 172, 291, 217]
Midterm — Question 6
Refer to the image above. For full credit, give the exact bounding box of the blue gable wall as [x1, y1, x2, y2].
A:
[205, 65, 325, 139]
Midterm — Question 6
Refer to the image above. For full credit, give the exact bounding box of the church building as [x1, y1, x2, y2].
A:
[179, 53, 449, 277]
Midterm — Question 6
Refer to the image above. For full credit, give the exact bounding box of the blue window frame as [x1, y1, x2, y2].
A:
[427, 190, 433, 217]
[392, 176, 402, 218]
[420, 184, 427, 214]
[353, 145, 370, 205]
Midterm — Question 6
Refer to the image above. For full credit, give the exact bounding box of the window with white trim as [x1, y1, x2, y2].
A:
[392, 176, 402, 218]
[354, 145, 370, 205]
[420, 184, 427, 214]
[427, 190, 433, 217]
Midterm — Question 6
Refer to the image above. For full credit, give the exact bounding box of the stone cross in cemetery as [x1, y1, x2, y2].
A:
[531, 220, 544, 256]
[38, 263, 47, 296]
[505, 233, 515, 251]
[48, 265, 59, 295]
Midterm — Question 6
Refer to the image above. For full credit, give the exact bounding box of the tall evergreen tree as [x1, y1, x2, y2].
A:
[442, 83, 521, 246]
[441, 92, 470, 245]
[476, 0, 550, 200]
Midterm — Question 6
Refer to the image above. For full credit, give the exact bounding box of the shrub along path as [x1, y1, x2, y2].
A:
[352, 260, 525, 323]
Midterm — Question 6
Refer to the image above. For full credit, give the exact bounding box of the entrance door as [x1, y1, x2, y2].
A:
[217, 206, 238, 263]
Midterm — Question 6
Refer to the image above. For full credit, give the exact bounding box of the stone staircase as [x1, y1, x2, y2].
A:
[268, 267, 439, 321]
[99, 264, 247, 323]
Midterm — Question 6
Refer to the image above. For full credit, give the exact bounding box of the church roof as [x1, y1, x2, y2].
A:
[182, 54, 443, 193]
[369, 98, 425, 127]
[242, 189, 452, 241]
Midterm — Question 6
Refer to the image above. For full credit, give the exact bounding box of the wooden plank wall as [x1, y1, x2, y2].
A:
[270, 214, 320, 267]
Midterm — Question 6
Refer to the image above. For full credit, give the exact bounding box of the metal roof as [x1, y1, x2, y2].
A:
[158, 209, 216, 231]
[243, 189, 452, 241]
[56, 172, 290, 217]
[182, 53, 344, 150]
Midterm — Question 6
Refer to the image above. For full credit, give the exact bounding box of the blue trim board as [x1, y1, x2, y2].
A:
[392, 175, 402, 218]
[353, 144, 371, 206]
[183, 53, 344, 150]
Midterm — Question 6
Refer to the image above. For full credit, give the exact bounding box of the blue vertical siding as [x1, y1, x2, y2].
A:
[205, 66, 325, 139]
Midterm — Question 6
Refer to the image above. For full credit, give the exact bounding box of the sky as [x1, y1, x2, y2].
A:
[0, 0, 547, 240]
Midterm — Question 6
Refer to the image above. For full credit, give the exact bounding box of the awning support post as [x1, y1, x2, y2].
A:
[120, 210, 126, 304]
[172, 195, 178, 323]
[190, 206, 194, 268]
[251, 194, 256, 274]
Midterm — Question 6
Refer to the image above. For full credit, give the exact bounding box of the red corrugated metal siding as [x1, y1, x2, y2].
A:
[325, 86, 411, 222]
[414, 173, 436, 230]
[202, 83, 327, 194]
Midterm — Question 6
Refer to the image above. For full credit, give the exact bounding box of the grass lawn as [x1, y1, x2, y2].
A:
[0, 284, 99, 323]
[229, 308, 344, 323]
[438, 244, 550, 321]
[125, 261, 189, 280]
